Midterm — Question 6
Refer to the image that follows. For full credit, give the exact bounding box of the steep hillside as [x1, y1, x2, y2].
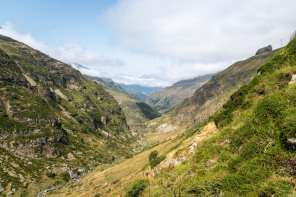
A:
[135, 102, 161, 120]
[146, 74, 212, 114]
[173, 48, 278, 125]
[119, 84, 162, 102]
[85, 76, 160, 129]
[53, 34, 296, 197]
[0, 35, 134, 196]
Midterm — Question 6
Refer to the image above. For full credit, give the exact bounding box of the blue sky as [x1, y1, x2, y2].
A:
[0, 0, 115, 47]
[1, 0, 296, 87]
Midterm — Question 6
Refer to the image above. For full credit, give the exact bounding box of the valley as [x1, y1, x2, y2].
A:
[46, 34, 296, 197]
[0, 14, 295, 197]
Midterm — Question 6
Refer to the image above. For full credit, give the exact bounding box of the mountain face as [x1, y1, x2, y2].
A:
[54, 35, 296, 197]
[0, 35, 134, 196]
[173, 48, 278, 125]
[118, 84, 163, 102]
[84, 75, 160, 130]
[146, 74, 212, 114]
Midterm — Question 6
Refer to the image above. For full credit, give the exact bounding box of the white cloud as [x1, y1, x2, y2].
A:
[71, 63, 170, 87]
[102, 0, 296, 80]
[0, 22, 124, 67]
[2, 0, 296, 87]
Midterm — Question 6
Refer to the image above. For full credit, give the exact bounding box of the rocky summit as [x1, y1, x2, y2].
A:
[255, 45, 273, 55]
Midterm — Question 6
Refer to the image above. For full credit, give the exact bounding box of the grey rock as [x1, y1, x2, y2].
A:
[287, 138, 296, 151]
[205, 159, 216, 167]
[189, 142, 198, 152]
[255, 45, 272, 55]
[289, 75, 296, 85]
[69, 168, 78, 179]
[100, 116, 108, 125]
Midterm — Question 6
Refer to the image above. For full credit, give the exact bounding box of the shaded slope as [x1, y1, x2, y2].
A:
[119, 84, 162, 102]
[146, 74, 212, 114]
[85, 76, 160, 129]
[135, 102, 161, 120]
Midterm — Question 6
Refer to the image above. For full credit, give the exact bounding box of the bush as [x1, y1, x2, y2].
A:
[46, 172, 56, 178]
[149, 150, 166, 168]
[126, 179, 146, 197]
[61, 172, 70, 182]
[150, 155, 166, 168]
[149, 150, 158, 161]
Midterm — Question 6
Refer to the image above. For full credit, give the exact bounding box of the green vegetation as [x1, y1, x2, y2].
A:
[0, 35, 135, 196]
[126, 179, 146, 197]
[141, 37, 296, 196]
[136, 102, 161, 120]
[173, 47, 278, 125]
[149, 150, 166, 168]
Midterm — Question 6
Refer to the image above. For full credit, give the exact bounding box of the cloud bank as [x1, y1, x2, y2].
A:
[0, 22, 124, 68]
[102, 0, 296, 80]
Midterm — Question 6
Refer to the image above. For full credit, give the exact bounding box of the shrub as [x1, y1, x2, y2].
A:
[149, 150, 166, 168]
[126, 179, 146, 197]
[46, 172, 56, 178]
[149, 150, 158, 161]
[61, 172, 70, 182]
[150, 155, 166, 168]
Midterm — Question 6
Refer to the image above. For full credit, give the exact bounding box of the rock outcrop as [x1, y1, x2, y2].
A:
[255, 45, 272, 55]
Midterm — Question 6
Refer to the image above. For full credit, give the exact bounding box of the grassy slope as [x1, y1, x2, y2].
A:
[0, 35, 135, 196]
[53, 38, 296, 197]
[142, 37, 296, 196]
[172, 49, 278, 126]
[85, 76, 152, 128]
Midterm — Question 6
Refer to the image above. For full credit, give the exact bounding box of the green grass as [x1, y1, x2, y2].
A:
[0, 35, 137, 196]
[137, 37, 296, 196]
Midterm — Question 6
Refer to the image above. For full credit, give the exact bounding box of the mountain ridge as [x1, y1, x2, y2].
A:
[146, 74, 213, 114]
[0, 35, 135, 196]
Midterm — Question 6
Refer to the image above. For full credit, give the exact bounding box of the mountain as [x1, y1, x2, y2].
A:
[0, 35, 135, 196]
[118, 84, 163, 102]
[146, 74, 212, 114]
[173, 47, 278, 125]
[84, 75, 160, 130]
[52, 36, 296, 197]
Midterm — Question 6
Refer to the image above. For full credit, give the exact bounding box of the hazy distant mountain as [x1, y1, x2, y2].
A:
[146, 74, 213, 114]
[118, 84, 163, 102]
[69, 63, 169, 88]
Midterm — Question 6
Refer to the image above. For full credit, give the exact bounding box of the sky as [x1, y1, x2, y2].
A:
[0, 0, 295, 87]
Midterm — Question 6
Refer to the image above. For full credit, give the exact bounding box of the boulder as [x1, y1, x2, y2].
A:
[289, 75, 296, 85]
[189, 142, 198, 152]
[100, 116, 108, 125]
[69, 168, 78, 179]
[287, 138, 296, 151]
[255, 45, 272, 56]
[205, 159, 216, 167]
